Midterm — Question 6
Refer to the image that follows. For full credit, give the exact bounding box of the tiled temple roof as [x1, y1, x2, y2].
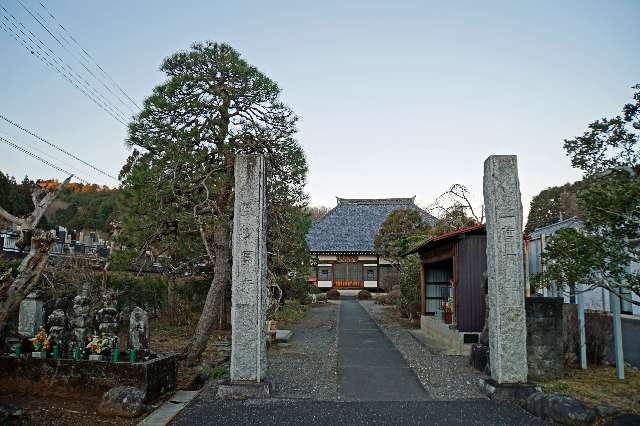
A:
[306, 197, 436, 253]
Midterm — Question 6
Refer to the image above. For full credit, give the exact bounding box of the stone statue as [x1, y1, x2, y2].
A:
[128, 307, 149, 351]
[47, 309, 66, 350]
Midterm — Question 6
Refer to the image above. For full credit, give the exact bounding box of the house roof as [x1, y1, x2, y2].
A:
[306, 197, 436, 253]
[407, 223, 485, 254]
[528, 217, 583, 239]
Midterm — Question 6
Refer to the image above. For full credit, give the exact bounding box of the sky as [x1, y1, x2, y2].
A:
[0, 0, 638, 219]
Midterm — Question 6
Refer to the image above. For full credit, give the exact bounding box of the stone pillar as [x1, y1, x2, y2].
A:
[483, 155, 528, 384]
[230, 154, 267, 383]
[70, 284, 91, 352]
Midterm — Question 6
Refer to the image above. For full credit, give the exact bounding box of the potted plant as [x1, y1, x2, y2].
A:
[86, 334, 117, 361]
[30, 327, 51, 358]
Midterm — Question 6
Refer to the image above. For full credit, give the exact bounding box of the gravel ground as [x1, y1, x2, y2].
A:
[268, 302, 340, 400]
[359, 301, 485, 400]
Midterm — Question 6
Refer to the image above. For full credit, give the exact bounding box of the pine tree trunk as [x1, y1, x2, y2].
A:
[185, 220, 231, 363]
[166, 276, 178, 323]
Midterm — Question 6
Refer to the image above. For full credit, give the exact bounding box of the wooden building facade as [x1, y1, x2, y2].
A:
[307, 197, 435, 291]
[410, 224, 487, 333]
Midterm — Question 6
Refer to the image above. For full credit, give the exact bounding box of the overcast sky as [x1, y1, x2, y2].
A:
[0, 0, 638, 217]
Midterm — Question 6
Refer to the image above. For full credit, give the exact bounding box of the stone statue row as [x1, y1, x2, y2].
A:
[15, 284, 149, 357]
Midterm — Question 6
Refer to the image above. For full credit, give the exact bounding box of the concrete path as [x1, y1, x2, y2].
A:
[338, 298, 429, 401]
[172, 299, 547, 425]
[173, 399, 547, 425]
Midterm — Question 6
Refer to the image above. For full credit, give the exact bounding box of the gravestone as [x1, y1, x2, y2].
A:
[97, 290, 118, 335]
[230, 154, 268, 384]
[128, 307, 149, 351]
[18, 292, 44, 338]
[483, 155, 528, 384]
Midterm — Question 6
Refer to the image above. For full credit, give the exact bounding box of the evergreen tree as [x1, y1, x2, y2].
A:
[118, 42, 308, 361]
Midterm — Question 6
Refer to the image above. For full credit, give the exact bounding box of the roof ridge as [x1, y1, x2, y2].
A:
[336, 196, 416, 205]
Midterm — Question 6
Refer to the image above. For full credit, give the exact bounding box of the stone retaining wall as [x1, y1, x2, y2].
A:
[0, 352, 177, 402]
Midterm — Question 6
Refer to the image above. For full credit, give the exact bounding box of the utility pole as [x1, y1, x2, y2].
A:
[577, 284, 587, 370]
[609, 288, 625, 380]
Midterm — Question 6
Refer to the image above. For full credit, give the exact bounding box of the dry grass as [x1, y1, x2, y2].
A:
[536, 366, 640, 414]
[150, 314, 229, 390]
[376, 303, 420, 329]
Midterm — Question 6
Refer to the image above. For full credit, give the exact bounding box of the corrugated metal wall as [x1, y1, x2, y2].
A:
[528, 238, 542, 275]
[457, 235, 487, 332]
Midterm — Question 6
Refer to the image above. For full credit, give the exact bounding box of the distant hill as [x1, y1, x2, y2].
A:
[0, 171, 117, 232]
[45, 189, 117, 232]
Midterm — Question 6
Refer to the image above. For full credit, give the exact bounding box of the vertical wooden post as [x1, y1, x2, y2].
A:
[420, 261, 426, 315]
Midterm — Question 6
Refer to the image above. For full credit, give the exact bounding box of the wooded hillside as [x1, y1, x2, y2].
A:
[0, 171, 117, 231]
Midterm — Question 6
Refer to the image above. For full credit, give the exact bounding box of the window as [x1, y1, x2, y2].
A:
[365, 266, 377, 281]
[319, 267, 332, 281]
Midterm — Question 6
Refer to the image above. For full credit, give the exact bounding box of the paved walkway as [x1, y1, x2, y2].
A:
[338, 298, 429, 401]
[173, 399, 547, 425]
[172, 299, 547, 425]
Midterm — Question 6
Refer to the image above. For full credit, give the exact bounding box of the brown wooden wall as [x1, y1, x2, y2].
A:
[455, 235, 487, 332]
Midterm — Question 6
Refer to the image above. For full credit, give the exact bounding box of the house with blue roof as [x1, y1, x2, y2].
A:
[306, 197, 435, 291]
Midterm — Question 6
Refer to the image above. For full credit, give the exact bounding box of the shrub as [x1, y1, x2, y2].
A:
[585, 311, 612, 364]
[562, 304, 579, 368]
[398, 255, 422, 318]
[326, 288, 340, 300]
[386, 288, 401, 306]
[0, 258, 22, 278]
[272, 299, 307, 323]
[106, 272, 168, 314]
[309, 293, 327, 303]
[307, 283, 322, 294]
[357, 290, 372, 300]
[374, 294, 387, 304]
[400, 301, 421, 319]
[280, 276, 319, 303]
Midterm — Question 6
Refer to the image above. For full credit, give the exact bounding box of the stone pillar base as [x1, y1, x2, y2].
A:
[478, 378, 539, 401]
[217, 379, 273, 400]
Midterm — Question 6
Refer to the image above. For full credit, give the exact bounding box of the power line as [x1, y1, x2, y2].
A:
[1, 4, 129, 124]
[37, 0, 139, 114]
[0, 135, 87, 183]
[7, 2, 130, 122]
[0, 129, 94, 180]
[0, 113, 119, 181]
[0, 11, 127, 124]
